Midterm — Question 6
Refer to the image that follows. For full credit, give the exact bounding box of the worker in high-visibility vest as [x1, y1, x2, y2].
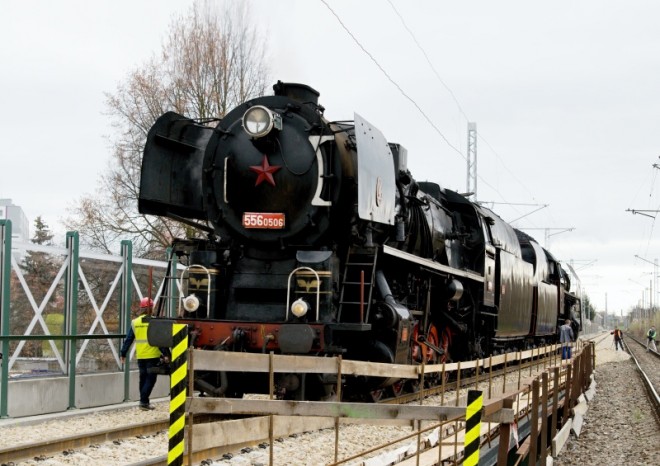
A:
[120, 297, 166, 410]
[647, 326, 657, 352]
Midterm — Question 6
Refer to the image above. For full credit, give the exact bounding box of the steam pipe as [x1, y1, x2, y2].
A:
[375, 270, 396, 306]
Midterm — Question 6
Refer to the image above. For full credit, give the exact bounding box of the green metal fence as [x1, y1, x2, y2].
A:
[0, 219, 173, 417]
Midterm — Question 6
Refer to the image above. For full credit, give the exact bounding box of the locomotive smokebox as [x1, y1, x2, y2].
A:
[273, 81, 320, 105]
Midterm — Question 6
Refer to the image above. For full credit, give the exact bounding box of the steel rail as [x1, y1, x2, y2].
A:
[624, 332, 660, 360]
[0, 419, 170, 464]
[622, 335, 660, 424]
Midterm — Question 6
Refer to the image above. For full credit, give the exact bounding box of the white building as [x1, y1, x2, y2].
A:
[0, 199, 30, 262]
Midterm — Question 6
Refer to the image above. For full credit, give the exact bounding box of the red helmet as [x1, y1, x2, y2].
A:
[139, 297, 154, 308]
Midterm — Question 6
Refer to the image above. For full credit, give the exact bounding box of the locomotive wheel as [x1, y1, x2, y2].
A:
[407, 379, 421, 393]
[412, 323, 438, 363]
[390, 380, 405, 398]
[433, 327, 453, 385]
[438, 326, 452, 364]
[321, 389, 339, 401]
[370, 388, 385, 402]
[424, 374, 438, 389]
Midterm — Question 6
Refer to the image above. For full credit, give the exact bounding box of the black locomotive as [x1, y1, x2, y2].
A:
[139, 81, 582, 400]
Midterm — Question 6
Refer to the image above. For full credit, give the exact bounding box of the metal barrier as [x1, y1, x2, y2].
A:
[168, 323, 188, 466]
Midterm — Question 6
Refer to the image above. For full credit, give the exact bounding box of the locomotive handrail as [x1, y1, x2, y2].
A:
[286, 266, 321, 321]
[178, 265, 211, 316]
[223, 157, 228, 203]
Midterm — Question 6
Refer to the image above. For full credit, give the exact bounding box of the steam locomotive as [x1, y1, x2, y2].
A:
[139, 81, 582, 400]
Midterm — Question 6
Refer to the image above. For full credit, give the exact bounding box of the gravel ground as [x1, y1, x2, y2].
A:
[2, 334, 658, 465]
[554, 336, 660, 466]
[0, 403, 170, 465]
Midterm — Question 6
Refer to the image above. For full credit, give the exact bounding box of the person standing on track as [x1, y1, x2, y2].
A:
[120, 297, 166, 410]
[610, 326, 624, 351]
[559, 319, 574, 360]
[647, 325, 657, 352]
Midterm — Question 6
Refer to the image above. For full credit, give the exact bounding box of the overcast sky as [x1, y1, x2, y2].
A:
[2, 0, 660, 316]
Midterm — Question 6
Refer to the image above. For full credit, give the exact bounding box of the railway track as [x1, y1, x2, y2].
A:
[0, 412, 229, 465]
[552, 331, 660, 465]
[0, 417, 169, 464]
[623, 333, 660, 423]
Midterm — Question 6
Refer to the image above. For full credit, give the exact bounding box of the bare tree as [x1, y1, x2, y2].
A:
[11, 217, 63, 357]
[66, 0, 270, 259]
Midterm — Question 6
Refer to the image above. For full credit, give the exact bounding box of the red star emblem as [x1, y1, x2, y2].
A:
[249, 155, 281, 187]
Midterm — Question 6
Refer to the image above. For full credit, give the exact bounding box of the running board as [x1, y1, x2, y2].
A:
[382, 245, 485, 282]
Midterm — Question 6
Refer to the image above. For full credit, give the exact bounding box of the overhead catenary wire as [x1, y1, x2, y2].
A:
[319, 0, 520, 215]
[629, 162, 660, 257]
[321, 3, 657, 313]
[383, 0, 545, 222]
[386, 0, 470, 122]
[319, 0, 465, 162]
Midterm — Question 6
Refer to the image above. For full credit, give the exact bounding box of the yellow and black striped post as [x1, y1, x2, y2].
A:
[464, 389, 483, 466]
[168, 323, 188, 466]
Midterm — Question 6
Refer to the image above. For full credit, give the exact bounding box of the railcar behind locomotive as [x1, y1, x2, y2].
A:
[139, 81, 582, 400]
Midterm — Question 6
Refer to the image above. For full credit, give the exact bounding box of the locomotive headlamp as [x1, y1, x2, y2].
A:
[290, 298, 309, 318]
[242, 105, 282, 139]
[182, 294, 200, 313]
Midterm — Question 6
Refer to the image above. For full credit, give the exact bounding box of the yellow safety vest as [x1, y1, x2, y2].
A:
[132, 315, 161, 359]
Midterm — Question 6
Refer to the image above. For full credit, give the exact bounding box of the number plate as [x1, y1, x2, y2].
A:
[242, 212, 285, 229]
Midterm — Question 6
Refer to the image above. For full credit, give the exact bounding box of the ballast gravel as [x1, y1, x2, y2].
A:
[554, 338, 660, 466]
